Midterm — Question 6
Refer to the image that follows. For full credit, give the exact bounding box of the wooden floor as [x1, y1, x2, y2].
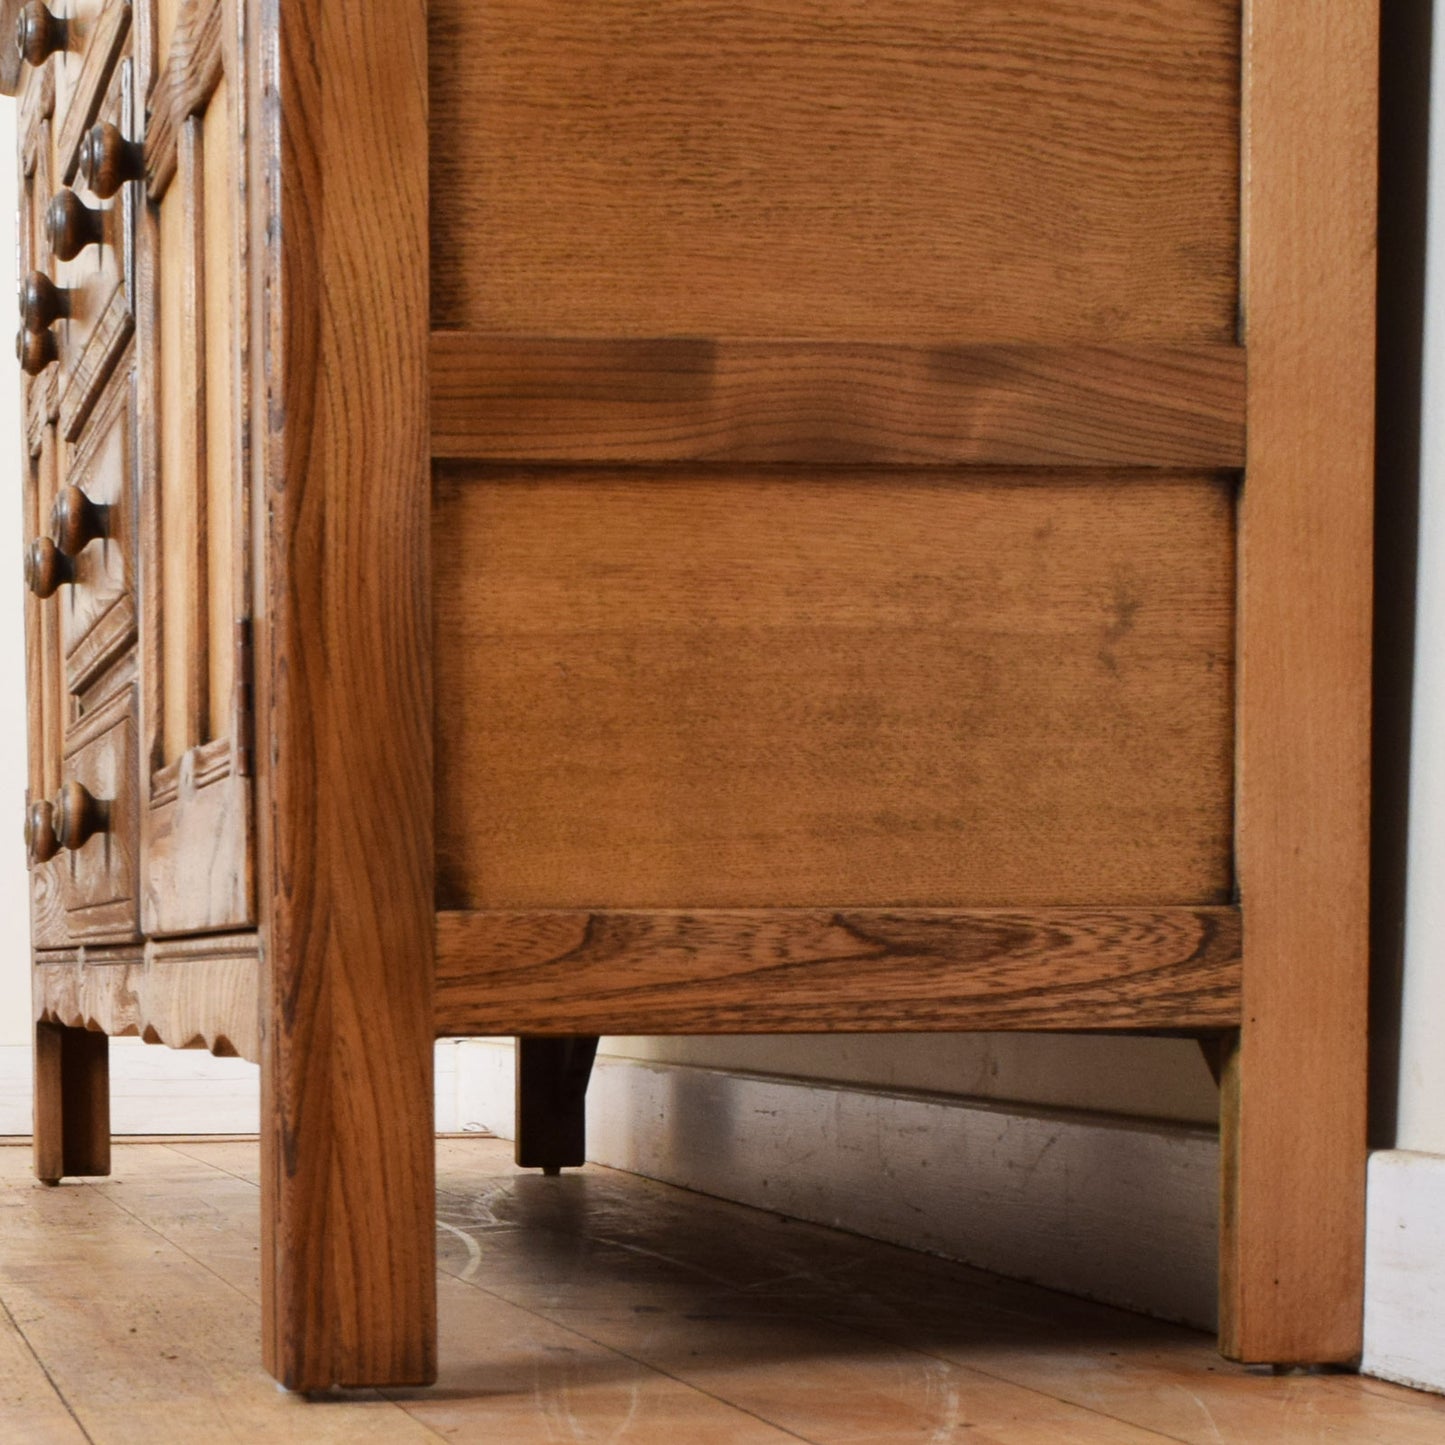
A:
[0, 1140, 1441, 1442]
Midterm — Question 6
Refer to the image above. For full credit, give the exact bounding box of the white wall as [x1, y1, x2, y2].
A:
[1, 101, 32, 1049]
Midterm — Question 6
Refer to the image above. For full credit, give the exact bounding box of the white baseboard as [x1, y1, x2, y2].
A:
[1363, 1149, 1445, 1394]
[453, 1040, 1221, 1330]
[0, 1038, 479, 1137]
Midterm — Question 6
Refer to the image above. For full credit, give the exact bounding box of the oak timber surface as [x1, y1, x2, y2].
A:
[428, 0, 1240, 342]
[434, 907, 1243, 1034]
[434, 471, 1235, 910]
[0, 1140, 1441, 1443]
[428, 337, 1247, 469]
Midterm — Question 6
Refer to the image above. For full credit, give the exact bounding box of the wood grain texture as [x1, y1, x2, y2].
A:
[59, 366, 134, 689]
[429, 0, 1240, 342]
[55, 57, 131, 441]
[44, 680, 140, 946]
[435, 908, 1242, 1035]
[143, 0, 224, 200]
[157, 122, 204, 762]
[33, 1021, 110, 1183]
[430, 337, 1247, 469]
[253, 0, 436, 1392]
[33, 936, 260, 1060]
[201, 71, 235, 739]
[53, 0, 130, 185]
[1222, 0, 1378, 1364]
[0, 0, 22, 97]
[435, 471, 1236, 911]
[135, 8, 254, 936]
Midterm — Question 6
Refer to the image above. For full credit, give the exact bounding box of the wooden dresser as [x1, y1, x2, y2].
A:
[5, 0, 1377, 1392]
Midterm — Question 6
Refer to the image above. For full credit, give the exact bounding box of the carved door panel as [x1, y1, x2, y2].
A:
[136, 0, 253, 934]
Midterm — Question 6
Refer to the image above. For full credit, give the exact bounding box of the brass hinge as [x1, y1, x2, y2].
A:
[235, 618, 255, 778]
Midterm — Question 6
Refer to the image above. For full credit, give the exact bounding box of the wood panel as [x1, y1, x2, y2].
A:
[53, 0, 129, 181]
[145, 0, 226, 200]
[435, 907, 1242, 1035]
[253, 0, 436, 1393]
[33, 935, 260, 1060]
[55, 52, 131, 439]
[429, 0, 1240, 342]
[202, 70, 235, 737]
[430, 337, 1247, 469]
[60, 366, 135, 690]
[1222, 0, 1378, 1365]
[158, 125, 204, 762]
[57, 682, 139, 943]
[0, 0, 20, 96]
[435, 471, 1236, 911]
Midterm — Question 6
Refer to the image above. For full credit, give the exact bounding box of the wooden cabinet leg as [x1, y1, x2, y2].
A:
[1219, 1018, 1366, 1366]
[33, 1021, 110, 1185]
[516, 1036, 599, 1174]
[252, 0, 435, 1395]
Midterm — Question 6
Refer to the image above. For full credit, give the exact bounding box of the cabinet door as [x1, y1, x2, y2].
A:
[136, 0, 253, 934]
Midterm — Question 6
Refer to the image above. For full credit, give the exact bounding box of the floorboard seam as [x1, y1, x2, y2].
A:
[0, 1287, 96, 1443]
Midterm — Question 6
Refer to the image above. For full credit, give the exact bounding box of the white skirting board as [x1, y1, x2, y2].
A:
[0, 1038, 475, 1136]
[451, 1040, 1222, 1330]
[1363, 1150, 1445, 1394]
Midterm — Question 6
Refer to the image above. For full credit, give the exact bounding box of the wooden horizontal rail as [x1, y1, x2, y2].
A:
[430, 335, 1246, 468]
[434, 906, 1241, 1035]
[34, 935, 261, 1061]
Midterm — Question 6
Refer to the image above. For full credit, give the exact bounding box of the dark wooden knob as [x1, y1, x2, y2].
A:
[15, 2, 68, 67]
[16, 326, 57, 376]
[25, 536, 75, 597]
[55, 781, 110, 851]
[21, 271, 70, 331]
[46, 190, 105, 262]
[25, 799, 59, 864]
[79, 122, 145, 200]
[51, 486, 108, 556]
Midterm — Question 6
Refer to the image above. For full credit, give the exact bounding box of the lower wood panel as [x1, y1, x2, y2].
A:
[435, 470, 1236, 910]
[33, 935, 260, 1061]
[434, 907, 1242, 1034]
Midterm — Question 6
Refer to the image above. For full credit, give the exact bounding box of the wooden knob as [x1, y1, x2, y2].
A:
[46, 190, 105, 262]
[55, 781, 110, 851]
[25, 799, 59, 864]
[21, 272, 70, 332]
[79, 122, 145, 200]
[25, 536, 75, 598]
[15, 2, 67, 67]
[16, 326, 57, 376]
[51, 486, 108, 556]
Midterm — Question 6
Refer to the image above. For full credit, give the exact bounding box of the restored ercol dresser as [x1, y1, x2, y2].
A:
[3, 0, 1376, 1391]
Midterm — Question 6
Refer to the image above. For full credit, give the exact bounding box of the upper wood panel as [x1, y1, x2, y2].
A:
[429, 0, 1241, 341]
[434, 470, 1236, 911]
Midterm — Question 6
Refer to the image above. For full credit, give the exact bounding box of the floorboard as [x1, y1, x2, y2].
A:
[0, 1139, 1439, 1443]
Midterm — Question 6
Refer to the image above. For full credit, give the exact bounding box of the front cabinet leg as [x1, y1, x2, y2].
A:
[33, 1021, 110, 1185]
[516, 1037, 599, 1175]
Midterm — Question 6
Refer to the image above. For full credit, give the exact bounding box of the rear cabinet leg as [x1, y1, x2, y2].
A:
[33, 1021, 111, 1185]
[516, 1037, 599, 1175]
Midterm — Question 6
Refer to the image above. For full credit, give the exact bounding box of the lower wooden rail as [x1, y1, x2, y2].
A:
[434, 906, 1242, 1035]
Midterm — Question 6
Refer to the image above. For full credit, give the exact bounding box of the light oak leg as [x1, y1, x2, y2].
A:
[1224, 0, 1376, 1368]
[254, 0, 435, 1391]
[516, 1037, 599, 1175]
[33, 1021, 110, 1185]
